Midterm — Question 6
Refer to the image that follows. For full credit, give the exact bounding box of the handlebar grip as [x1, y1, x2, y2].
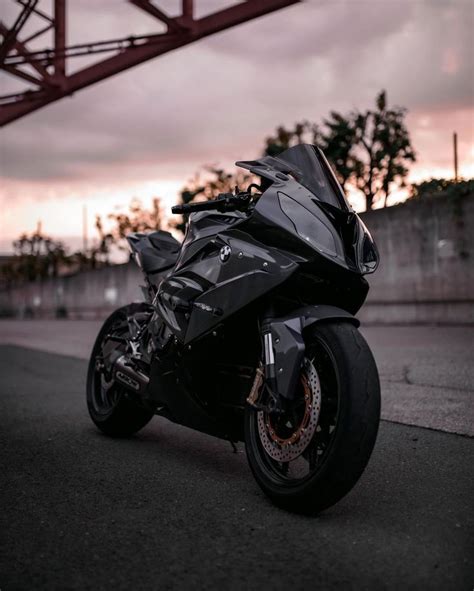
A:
[171, 200, 220, 215]
[171, 193, 251, 215]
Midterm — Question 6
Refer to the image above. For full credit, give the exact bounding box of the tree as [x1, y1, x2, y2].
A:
[93, 197, 165, 256]
[263, 119, 359, 193]
[3, 199, 166, 285]
[86, 215, 114, 267]
[319, 112, 358, 192]
[173, 167, 253, 235]
[264, 121, 318, 157]
[351, 91, 416, 209]
[108, 197, 164, 241]
[9, 224, 70, 282]
[411, 178, 474, 200]
[262, 91, 416, 210]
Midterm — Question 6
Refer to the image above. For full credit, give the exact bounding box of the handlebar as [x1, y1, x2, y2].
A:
[171, 200, 219, 215]
[171, 192, 252, 215]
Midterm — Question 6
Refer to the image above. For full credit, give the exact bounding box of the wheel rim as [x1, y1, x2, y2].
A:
[252, 337, 340, 483]
[91, 370, 123, 415]
[90, 316, 128, 417]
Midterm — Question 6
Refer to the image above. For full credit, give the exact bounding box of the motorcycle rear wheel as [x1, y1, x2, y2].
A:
[86, 304, 154, 438]
[244, 321, 380, 514]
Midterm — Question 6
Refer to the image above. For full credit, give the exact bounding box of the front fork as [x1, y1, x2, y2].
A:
[248, 314, 305, 413]
[248, 312, 306, 413]
[248, 305, 359, 411]
[246, 328, 280, 413]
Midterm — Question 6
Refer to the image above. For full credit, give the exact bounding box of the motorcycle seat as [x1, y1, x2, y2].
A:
[127, 230, 181, 275]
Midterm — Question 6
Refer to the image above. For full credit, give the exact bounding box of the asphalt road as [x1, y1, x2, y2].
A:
[1, 321, 473, 436]
[1, 325, 473, 590]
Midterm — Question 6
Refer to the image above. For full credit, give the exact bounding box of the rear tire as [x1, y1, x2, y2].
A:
[245, 321, 380, 514]
[86, 304, 154, 438]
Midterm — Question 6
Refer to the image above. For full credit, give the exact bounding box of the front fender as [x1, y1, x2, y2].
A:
[266, 305, 359, 401]
[297, 304, 360, 330]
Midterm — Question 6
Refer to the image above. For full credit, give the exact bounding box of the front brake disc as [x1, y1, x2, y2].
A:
[257, 358, 321, 462]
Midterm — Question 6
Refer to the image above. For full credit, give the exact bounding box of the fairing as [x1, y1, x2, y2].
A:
[155, 216, 298, 344]
[236, 144, 379, 275]
[153, 144, 378, 344]
[238, 143, 349, 210]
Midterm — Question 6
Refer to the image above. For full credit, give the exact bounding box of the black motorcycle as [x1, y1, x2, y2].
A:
[87, 144, 381, 514]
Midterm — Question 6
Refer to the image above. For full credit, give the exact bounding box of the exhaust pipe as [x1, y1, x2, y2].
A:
[113, 354, 149, 394]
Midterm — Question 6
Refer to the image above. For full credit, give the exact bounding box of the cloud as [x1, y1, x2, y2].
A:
[1, 0, 473, 189]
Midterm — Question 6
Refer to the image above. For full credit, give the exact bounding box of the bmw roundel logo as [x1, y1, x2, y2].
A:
[220, 245, 232, 262]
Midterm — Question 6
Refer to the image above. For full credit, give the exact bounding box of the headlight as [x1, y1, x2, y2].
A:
[357, 218, 379, 274]
[278, 192, 341, 258]
[361, 234, 378, 273]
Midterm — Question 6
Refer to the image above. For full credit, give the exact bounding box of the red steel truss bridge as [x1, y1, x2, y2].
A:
[0, 0, 299, 126]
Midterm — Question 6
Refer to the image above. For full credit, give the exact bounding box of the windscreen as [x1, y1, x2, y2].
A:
[273, 144, 347, 209]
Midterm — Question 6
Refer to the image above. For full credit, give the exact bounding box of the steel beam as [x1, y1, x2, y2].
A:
[128, 0, 186, 32]
[2, 64, 48, 86]
[54, 0, 66, 79]
[0, 0, 300, 126]
[182, 0, 193, 19]
[0, 0, 37, 63]
[0, 22, 55, 82]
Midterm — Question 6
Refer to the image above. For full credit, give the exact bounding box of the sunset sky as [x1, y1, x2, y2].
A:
[1, 0, 473, 253]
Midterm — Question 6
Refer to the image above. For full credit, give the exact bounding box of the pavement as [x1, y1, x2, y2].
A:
[0, 321, 473, 590]
[1, 320, 473, 436]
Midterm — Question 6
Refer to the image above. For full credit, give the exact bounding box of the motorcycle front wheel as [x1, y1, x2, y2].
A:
[244, 321, 380, 514]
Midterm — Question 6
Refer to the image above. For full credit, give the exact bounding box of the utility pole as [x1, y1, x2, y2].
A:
[82, 204, 88, 253]
[453, 132, 458, 182]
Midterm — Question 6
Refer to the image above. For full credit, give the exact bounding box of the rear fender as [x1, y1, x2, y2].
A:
[264, 305, 359, 401]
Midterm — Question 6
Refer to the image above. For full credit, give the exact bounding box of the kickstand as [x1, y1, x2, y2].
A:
[229, 440, 238, 454]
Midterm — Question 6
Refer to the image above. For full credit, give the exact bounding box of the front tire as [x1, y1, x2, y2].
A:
[86, 304, 154, 438]
[245, 321, 380, 514]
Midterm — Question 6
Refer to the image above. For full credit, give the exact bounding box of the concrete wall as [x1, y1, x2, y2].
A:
[0, 263, 144, 320]
[359, 192, 473, 324]
[1, 192, 472, 324]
